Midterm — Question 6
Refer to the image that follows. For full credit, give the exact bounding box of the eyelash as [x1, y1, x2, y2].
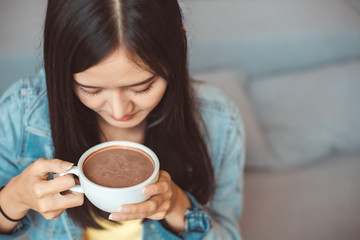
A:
[133, 84, 153, 95]
[78, 84, 154, 97]
[79, 88, 101, 97]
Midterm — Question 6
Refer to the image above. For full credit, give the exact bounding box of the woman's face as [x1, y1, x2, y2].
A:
[73, 48, 167, 130]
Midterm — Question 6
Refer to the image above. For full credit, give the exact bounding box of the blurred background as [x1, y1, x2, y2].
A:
[1, 0, 360, 240]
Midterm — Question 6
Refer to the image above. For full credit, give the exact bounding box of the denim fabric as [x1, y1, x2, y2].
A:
[0, 70, 245, 240]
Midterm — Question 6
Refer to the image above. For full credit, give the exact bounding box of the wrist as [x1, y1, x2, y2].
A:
[164, 185, 191, 232]
[0, 181, 29, 220]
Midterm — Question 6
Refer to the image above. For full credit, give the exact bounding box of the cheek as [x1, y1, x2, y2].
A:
[142, 82, 167, 109]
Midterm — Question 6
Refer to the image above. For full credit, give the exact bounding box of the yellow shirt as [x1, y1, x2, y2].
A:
[83, 218, 142, 240]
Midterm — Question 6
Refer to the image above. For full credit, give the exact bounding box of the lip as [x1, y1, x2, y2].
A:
[110, 114, 135, 122]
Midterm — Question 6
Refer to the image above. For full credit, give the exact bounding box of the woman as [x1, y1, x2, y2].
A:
[0, 0, 245, 239]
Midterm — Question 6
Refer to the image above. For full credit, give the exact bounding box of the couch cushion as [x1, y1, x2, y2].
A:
[247, 59, 360, 170]
[180, 0, 360, 76]
[240, 153, 360, 240]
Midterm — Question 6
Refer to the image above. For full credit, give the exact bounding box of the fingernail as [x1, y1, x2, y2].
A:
[61, 162, 73, 169]
[108, 214, 120, 221]
[118, 206, 130, 213]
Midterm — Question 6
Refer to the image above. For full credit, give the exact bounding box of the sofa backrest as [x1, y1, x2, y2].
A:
[181, 0, 360, 77]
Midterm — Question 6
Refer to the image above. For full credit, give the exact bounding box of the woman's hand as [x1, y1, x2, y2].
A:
[1, 158, 84, 221]
[108, 170, 191, 232]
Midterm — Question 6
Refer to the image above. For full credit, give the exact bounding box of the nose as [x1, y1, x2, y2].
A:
[108, 89, 133, 119]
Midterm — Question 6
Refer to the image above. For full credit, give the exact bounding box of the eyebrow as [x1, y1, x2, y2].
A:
[74, 75, 157, 89]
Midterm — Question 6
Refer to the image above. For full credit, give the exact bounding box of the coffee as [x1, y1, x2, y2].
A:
[83, 146, 155, 188]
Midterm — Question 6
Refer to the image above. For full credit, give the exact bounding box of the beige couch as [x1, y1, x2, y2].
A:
[186, 1, 360, 239]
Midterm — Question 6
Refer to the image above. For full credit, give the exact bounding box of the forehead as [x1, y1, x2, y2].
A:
[73, 48, 152, 87]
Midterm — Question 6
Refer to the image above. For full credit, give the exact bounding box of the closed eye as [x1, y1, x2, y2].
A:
[79, 87, 102, 96]
[132, 84, 153, 95]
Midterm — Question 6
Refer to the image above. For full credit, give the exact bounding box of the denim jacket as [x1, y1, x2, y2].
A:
[0, 70, 245, 240]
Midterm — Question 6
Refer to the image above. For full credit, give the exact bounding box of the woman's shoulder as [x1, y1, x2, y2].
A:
[192, 81, 245, 174]
[193, 81, 239, 119]
[193, 80, 244, 142]
[0, 69, 50, 134]
[0, 69, 47, 105]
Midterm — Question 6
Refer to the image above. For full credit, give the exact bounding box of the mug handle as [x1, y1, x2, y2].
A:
[59, 166, 84, 193]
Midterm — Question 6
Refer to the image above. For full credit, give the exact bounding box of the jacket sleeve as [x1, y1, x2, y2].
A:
[203, 104, 245, 240]
[0, 79, 32, 238]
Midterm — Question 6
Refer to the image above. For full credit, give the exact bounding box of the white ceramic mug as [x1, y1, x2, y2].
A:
[60, 141, 160, 212]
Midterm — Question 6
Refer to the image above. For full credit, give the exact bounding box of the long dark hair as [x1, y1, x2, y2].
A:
[44, 0, 214, 228]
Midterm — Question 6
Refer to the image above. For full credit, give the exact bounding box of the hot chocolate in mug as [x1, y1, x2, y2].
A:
[60, 141, 160, 212]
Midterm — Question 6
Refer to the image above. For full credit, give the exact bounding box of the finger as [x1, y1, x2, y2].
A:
[144, 199, 171, 220]
[143, 171, 171, 196]
[109, 211, 148, 222]
[147, 211, 168, 221]
[31, 158, 74, 176]
[118, 196, 164, 214]
[110, 199, 171, 221]
[52, 191, 84, 211]
[158, 170, 171, 182]
[33, 174, 76, 198]
[42, 210, 65, 220]
[143, 181, 170, 196]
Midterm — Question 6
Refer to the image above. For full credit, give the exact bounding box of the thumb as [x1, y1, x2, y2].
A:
[32, 158, 74, 176]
